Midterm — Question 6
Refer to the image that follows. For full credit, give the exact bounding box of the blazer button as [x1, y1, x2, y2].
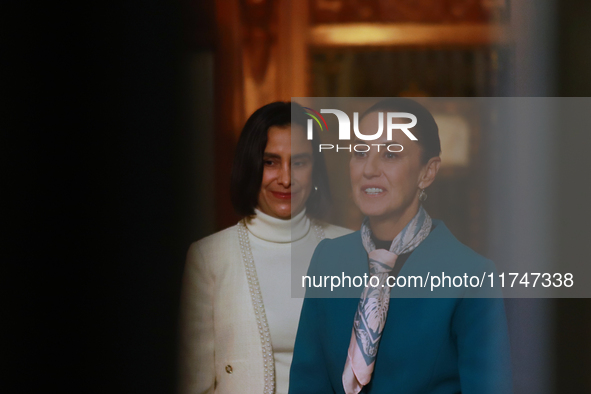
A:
[225, 365, 233, 374]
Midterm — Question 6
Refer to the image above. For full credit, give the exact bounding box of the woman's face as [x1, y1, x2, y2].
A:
[350, 111, 438, 221]
[257, 124, 314, 219]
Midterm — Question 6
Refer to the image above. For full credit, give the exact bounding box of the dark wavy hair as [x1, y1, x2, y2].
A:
[362, 98, 441, 163]
[230, 101, 331, 219]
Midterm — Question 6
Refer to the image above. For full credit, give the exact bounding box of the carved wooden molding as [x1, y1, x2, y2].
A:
[310, 0, 509, 24]
[241, 0, 276, 83]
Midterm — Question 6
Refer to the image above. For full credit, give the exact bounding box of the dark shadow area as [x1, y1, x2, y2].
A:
[555, 1, 591, 392]
[3, 1, 208, 392]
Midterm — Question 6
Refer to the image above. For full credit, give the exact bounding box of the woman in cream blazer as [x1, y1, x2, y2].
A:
[179, 102, 350, 394]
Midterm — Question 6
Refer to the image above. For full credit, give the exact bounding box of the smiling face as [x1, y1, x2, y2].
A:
[256, 124, 314, 219]
[350, 111, 440, 227]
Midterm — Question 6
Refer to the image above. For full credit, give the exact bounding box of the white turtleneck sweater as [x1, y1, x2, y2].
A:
[245, 208, 320, 394]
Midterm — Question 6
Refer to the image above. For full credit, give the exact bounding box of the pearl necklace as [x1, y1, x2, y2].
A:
[237, 218, 325, 394]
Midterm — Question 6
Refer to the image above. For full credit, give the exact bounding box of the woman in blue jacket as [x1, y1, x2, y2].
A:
[289, 98, 512, 394]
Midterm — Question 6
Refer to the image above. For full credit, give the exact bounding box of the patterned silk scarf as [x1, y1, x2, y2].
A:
[342, 206, 432, 394]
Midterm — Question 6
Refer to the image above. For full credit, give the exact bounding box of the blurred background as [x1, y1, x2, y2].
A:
[4, 0, 591, 392]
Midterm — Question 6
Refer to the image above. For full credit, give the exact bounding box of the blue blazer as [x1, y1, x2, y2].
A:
[289, 221, 512, 394]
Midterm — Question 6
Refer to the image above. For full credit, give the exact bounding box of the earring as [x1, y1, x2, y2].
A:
[314, 185, 318, 192]
[418, 188, 427, 202]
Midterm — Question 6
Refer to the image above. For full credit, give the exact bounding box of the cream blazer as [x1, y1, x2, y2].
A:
[179, 220, 351, 394]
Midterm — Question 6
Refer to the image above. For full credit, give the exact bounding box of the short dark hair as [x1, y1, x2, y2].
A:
[362, 98, 441, 163]
[230, 101, 331, 219]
